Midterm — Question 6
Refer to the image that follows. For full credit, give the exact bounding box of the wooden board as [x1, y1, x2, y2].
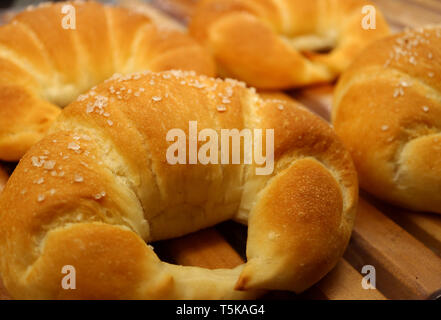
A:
[345, 198, 441, 300]
[1, 0, 441, 300]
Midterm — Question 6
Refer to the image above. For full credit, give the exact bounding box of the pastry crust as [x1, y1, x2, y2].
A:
[0, 1, 215, 161]
[0, 70, 358, 299]
[189, 0, 390, 89]
[333, 26, 441, 214]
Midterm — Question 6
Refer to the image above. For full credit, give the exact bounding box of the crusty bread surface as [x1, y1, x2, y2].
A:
[0, 70, 358, 299]
[333, 26, 441, 214]
[0, 1, 215, 161]
[189, 0, 390, 89]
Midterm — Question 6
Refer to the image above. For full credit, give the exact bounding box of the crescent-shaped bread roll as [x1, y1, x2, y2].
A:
[0, 70, 358, 299]
[333, 26, 441, 214]
[0, 1, 215, 161]
[189, 0, 390, 89]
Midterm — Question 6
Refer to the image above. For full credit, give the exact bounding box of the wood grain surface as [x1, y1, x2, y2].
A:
[373, 0, 441, 31]
[345, 198, 441, 300]
[304, 259, 386, 300]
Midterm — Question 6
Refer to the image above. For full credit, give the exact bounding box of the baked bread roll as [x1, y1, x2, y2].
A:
[189, 0, 390, 89]
[0, 1, 215, 162]
[333, 26, 441, 214]
[120, 0, 187, 31]
[0, 70, 358, 299]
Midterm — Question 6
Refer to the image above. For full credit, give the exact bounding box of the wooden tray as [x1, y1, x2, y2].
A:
[1, 0, 441, 300]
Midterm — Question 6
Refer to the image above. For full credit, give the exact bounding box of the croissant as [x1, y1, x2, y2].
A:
[0, 1, 215, 162]
[333, 26, 441, 214]
[0, 70, 358, 299]
[189, 0, 390, 89]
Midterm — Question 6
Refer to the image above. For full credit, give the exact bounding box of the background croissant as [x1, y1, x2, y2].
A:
[333, 26, 441, 214]
[189, 0, 390, 89]
[0, 1, 215, 162]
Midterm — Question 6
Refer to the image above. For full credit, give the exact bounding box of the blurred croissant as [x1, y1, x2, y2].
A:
[0, 1, 215, 161]
[189, 0, 390, 89]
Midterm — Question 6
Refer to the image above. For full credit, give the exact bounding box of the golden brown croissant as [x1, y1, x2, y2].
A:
[189, 0, 390, 89]
[333, 26, 441, 214]
[0, 70, 358, 299]
[0, 1, 215, 162]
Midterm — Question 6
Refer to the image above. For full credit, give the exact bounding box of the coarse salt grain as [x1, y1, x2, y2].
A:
[217, 105, 227, 112]
[31, 156, 43, 167]
[77, 94, 88, 102]
[44, 160, 56, 170]
[393, 87, 404, 98]
[268, 231, 279, 240]
[68, 142, 80, 151]
[152, 96, 162, 102]
[95, 191, 106, 200]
